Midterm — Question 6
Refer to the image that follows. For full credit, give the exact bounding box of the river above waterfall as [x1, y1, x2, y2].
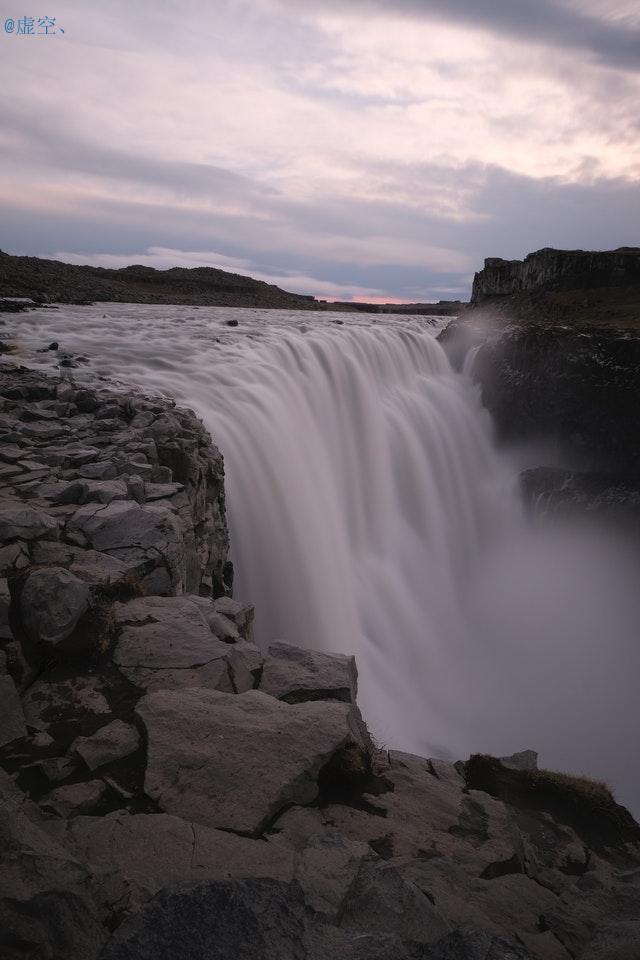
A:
[7, 304, 640, 812]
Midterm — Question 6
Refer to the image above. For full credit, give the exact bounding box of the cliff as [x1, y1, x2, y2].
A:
[441, 245, 640, 520]
[469, 247, 640, 329]
[0, 250, 320, 310]
[1, 361, 640, 960]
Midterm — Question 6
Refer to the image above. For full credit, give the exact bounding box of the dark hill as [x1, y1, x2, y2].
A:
[0, 250, 320, 309]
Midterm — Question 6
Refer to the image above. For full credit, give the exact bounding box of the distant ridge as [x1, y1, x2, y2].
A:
[0, 250, 320, 310]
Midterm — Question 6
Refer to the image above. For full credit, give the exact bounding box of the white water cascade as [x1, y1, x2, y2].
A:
[10, 305, 640, 810]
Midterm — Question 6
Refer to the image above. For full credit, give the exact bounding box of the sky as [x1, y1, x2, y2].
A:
[1, 0, 639, 302]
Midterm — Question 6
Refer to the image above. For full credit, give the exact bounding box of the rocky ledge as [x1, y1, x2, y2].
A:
[2, 364, 640, 960]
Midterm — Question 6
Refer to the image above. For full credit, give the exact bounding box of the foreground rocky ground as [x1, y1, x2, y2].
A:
[2, 362, 640, 960]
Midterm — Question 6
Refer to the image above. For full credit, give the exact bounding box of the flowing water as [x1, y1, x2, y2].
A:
[6, 305, 640, 811]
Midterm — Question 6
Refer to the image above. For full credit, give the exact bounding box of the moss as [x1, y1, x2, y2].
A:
[464, 754, 640, 850]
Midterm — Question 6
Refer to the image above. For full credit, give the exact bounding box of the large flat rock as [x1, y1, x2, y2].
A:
[113, 596, 232, 691]
[136, 688, 365, 836]
[55, 812, 294, 918]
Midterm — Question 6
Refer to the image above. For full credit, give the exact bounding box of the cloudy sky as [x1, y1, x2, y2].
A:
[1, 0, 639, 301]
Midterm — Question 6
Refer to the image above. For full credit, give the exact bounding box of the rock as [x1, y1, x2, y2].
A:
[98, 876, 437, 960]
[113, 596, 231, 691]
[22, 676, 111, 727]
[79, 459, 118, 480]
[126, 475, 145, 503]
[259, 640, 357, 704]
[0, 575, 11, 640]
[66, 501, 186, 593]
[71, 720, 140, 771]
[37, 757, 78, 783]
[0, 502, 58, 541]
[59, 812, 294, 918]
[0, 796, 106, 959]
[136, 688, 368, 836]
[42, 779, 107, 817]
[227, 640, 264, 692]
[500, 749, 538, 772]
[213, 595, 254, 640]
[0, 674, 27, 746]
[20, 566, 91, 651]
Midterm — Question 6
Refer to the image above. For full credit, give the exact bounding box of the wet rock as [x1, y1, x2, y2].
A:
[20, 566, 91, 650]
[259, 640, 357, 704]
[136, 688, 368, 836]
[0, 674, 27, 746]
[71, 720, 140, 771]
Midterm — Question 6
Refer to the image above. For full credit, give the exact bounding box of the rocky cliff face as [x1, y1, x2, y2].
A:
[471, 326, 640, 475]
[471, 247, 640, 303]
[2, 364, 640, 960]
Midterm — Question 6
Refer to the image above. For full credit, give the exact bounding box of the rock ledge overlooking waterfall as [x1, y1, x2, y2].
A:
[2, 362, 640, 960]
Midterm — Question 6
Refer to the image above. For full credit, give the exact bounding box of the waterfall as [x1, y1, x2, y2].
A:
[12, 305, 640, 809]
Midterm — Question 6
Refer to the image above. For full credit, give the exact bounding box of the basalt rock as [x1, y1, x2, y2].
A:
[1, 363, 640, 960]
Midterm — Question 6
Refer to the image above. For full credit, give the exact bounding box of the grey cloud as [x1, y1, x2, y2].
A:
[2, 158, 639, 303]
[277, 0, 640, 71]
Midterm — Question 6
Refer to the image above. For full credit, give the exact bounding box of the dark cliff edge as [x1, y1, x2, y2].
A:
[441, 247, 640, 520]
[2, 360, 639, 960]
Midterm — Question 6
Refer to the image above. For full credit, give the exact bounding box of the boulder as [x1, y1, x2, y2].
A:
[98, 876, 443, 960]
[59, 812, 294, 918]
[71, 720, 140, 771]
[0, 502, 58, 541]
[0, 797, 105, 960]
[259, 640, 357, 704]
[136, 688, 368, 836]
[0, 575, 11, 640]
[20, 566, 90, 650]
[42, 780, 107, 817]
[0, 674, 27, 746]
[113, 596, 231, 691]
[66, 501, 186, 592]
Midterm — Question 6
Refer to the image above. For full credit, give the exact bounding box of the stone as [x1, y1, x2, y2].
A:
[0, 797, 106, 960]
[20, 566, 90, 649]
[22, 676, 110, 726]
[126, 474, 146, 503]
[60, 812, 294, 918]
[227, 640, 264, 692]
[42, 780, 107, 817]
[499, 749, 538, 772]
[99, 876, 452, 960]
[136, 688, 368, 836]
[0, 674, 27, 746]
[113, 596, 231, 691]
[38, 757, 78, 783]
[0, 540, 30, 574]
[0, 502, 58, 541]
[71, 720, 140, 771]
[213, 595, 254, 640]
[79, 459, 118, 480]
[0, 575, 11, 640]
[66, 500, 186, 592]
[259, 640, 357, 704]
